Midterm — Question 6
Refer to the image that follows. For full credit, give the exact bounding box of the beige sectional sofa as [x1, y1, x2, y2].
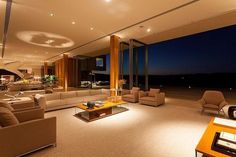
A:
[38, 89, 110, 111]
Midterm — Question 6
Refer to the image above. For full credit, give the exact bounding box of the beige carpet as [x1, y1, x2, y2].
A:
[27, 98, 213, 157]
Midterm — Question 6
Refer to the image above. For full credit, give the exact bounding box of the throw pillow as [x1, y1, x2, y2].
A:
[0, 107, 19, 127]
[0, 101, 14, 111]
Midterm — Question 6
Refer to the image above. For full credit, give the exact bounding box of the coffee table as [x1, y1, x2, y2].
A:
[75, 100, 128, 122]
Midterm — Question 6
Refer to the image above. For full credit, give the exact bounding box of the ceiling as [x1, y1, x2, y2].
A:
[1, 0, 236, 68]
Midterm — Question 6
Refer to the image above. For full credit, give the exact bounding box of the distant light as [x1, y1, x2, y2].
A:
[147, 28, 151, 32]
[90, 27, 94, 31]
[188, 86, 191, 89]
[50, 13, 54, 17]
[72, 21, 76, 25]
[230, 88, 233, 91]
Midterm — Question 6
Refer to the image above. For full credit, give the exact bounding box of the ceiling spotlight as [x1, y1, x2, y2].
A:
[105, 0, 111, 2]
[147, 28, 151, 32]
[72, 21, 76, 25]
[90, 27, 94, 31]
[50, 13, 54, 17]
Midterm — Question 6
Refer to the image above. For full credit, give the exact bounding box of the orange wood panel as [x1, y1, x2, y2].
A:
[63, 54, 68, 91]
[44, 62, 48, 75]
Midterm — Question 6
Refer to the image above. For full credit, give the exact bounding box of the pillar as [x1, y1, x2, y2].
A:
[44, 62, 48, 76]
[63, 54, 68, 91]
[110, 35, 120, 96]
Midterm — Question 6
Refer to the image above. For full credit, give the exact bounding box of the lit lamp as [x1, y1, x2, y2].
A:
[0, 78, 6, 84]
[118, 79, 126, 95]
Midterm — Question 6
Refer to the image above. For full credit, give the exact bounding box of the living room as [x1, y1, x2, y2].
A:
[1, 0, 236, 157]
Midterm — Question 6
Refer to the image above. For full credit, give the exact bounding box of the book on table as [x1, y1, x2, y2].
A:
[214, 131, 236, 152]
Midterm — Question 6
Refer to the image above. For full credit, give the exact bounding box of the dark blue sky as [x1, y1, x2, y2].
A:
[105, 24, 236, 75]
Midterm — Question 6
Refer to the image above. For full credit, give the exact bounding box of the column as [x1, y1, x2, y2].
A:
[44, 62, 48, 76]
[110, 35, 120, 96]
[63, 54, 69, 91]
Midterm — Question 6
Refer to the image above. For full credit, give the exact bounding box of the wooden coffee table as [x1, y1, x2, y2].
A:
[75, 100, 128, 122]
[195, 118, 236, 157]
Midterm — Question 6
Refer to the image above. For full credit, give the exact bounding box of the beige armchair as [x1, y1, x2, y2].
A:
[199, 90, 228, 115]
[122, 87, 140, 103]
[139, 88, 165, 107]
[0, 108, 56, 157]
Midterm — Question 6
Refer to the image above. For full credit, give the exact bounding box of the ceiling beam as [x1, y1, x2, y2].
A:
[1, 0, 12, 58]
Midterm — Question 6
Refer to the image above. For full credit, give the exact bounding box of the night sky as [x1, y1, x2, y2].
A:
[105, 24, 236, 75]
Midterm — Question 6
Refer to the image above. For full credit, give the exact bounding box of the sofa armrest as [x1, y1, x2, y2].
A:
[10, 102, 35, 110]
[155, 92, 165, 103]
[0, 117, 56, 157]
[122, 89, 130, 95]
[198, 98, 206, 105]
[220, 101, 228, 109]
[13, 108, 44, 123]
[139, 91, 147, 98]
[132, 91, 139, 99]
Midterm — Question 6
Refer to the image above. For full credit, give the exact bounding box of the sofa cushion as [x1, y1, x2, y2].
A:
[0, 101, 14, 111]
[203, 104, 219, 109]
[203, 91, 225, 105]
[92, 94, 108, 100]
[148, 88, 160, 97]
[140, 96, 156, 102]
[76, 90, 90, 97]
[46, 100, 67, 109]
[90, 90, 102, 96]
[122, 94, 135, 99]
[131, 87, 140, 94]
[64, 97, 84, 105]
[45, 93, 61, 101]
[61, 91, 77, 99]
[0, 107, 19, 127]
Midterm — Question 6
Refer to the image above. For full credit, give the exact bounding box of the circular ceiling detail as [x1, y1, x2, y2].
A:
[16, 31, 74, 48]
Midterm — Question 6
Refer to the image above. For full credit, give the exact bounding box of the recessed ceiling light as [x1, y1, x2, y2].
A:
[50, 13, 54, 17]
[90, 27, 94, 31]
[72, 21, 76, 25]
[147, 28, 151, 32]
[105, 0, 111, 2]
[45, 39, 54, 44]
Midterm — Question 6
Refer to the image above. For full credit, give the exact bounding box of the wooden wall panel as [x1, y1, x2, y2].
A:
[54, 57, 81, 89]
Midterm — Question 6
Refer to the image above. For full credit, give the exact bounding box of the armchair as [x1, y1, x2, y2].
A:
[199, 90, 228, 115]
[0, 108, 56, 157]
[139, 88, 165, 107]
[122, 87, 140, 103]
